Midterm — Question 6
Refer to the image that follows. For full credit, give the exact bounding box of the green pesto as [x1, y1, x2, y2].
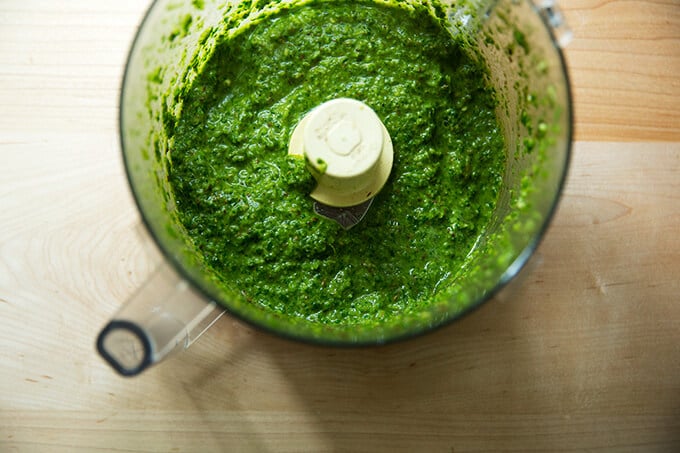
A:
[167, 1, 506, 326]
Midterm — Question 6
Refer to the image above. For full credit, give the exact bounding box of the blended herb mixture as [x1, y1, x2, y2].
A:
[167, 1, 506, 326]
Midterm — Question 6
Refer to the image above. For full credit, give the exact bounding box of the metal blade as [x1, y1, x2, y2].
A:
[313, 198, 374, 230]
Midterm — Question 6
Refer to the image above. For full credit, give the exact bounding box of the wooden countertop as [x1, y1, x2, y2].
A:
[1, 1, 679, 451]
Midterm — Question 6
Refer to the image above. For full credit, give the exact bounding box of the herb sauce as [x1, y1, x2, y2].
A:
[168, 1, 506, 327]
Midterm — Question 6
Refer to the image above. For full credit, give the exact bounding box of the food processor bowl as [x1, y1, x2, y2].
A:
[100, 0, 572, 375]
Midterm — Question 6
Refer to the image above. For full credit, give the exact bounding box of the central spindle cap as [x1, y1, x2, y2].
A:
[288, 98, 393, 208]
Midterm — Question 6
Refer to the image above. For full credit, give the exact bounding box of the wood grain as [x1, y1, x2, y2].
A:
[1, 1, 680, 452]
[562, 0, 680, 141]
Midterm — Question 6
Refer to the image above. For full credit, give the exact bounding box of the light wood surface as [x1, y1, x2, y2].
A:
[1, 1, 679, 451]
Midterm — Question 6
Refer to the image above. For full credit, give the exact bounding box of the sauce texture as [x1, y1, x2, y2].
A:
[168, 1, 506, 327]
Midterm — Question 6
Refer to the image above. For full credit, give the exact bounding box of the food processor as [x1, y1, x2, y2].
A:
[97, 0, 572, 376]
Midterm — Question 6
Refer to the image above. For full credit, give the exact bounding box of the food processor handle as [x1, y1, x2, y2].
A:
[96, 261, 225, 376]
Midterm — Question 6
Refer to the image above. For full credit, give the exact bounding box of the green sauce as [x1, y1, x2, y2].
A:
[167, 1, 506, 327]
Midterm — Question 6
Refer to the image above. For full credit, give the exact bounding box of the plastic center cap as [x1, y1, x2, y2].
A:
[304, 98, 384, 181]
[288, 98, 394, 208]
[327, 120, 361, 156]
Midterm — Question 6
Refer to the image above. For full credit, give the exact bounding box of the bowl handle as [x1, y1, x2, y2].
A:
[96, 259, 225, 377]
